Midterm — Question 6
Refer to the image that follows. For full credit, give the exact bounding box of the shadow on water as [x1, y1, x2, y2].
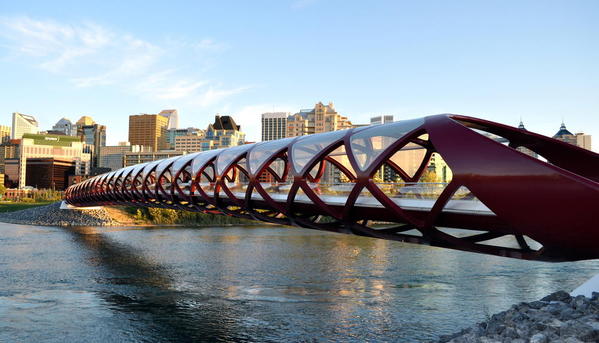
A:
[64, 226, 249, 343]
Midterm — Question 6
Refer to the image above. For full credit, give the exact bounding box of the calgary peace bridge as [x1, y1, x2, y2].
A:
[65, 114, 599, 262]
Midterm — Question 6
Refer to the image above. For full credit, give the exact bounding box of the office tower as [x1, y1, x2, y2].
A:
[261, 112, 289, 141]
[79, 124, 107, 168]
[11, 112, 39, 139]
[52, 118, 75, 136]
[159, 109, 179, 129]
[129, 114, 169, 151]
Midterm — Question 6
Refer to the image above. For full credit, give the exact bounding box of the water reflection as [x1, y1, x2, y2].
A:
[0, 224, 598, 343]
[64, 226, 245, 342]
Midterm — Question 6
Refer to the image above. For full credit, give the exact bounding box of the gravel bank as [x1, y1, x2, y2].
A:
[0, 202, 116, 226]
[437, 291, 599, 343]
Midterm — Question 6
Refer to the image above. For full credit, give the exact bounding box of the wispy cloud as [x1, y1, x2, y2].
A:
[0, 16, 249, 104]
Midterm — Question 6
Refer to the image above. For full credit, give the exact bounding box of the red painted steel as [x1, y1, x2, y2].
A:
[64, 115, 599, 261]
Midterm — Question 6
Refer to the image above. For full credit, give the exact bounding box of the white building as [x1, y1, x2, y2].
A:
[261, 112, 289, 141]
[370, 115, 394, 125]
[12, 112, 39, 139]
[159, 109, 179, 130]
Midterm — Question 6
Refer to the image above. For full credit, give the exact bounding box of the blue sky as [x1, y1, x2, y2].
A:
[0, 1, 597, 149]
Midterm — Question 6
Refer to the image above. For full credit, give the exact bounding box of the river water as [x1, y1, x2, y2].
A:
[0, 224, 597, 342]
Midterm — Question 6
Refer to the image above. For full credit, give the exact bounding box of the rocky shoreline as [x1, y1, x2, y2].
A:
[437, 291, 599, 343]
[0, 202, 117, 226]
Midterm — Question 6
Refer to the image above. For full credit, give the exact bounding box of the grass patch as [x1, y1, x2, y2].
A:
[0, 201, 55, 213]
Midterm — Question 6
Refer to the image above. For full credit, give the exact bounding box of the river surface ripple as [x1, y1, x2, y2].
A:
[0, 224, 597, 342]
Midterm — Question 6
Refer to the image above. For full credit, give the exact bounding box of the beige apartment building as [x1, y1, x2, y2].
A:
[287, 102, 353, 138]
[553, 122, 592, 150]
[129, 114, 169, 151]
[174, 131, 207, 152]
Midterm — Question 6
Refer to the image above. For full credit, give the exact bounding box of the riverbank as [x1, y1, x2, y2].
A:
[0, 202, 117, 226]
[436, 291, 599, 343]
[0, 201, 259, 227]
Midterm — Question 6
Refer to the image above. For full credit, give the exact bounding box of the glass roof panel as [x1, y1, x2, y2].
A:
[248, 138, 294, 174]
[191, 149, 224, 176]
[350, 118, 424, 171]
[216, 144, 255, 176]
[120, 165, 137, 179]
[141, 160, 162, 179]
[130, 162, 149, 178]
[155, 155, 184, 176]
[291, 129, 348, 174]
[172, 152, 200, 171]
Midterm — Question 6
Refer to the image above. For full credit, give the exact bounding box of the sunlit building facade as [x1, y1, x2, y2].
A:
[98, 143, 150, 171]
[261, 112, 289, 141]
[553, 122, 592, 151]
[17, 133, 91, 189]
[11, 112, 39, 139]
[159, 109, 179, 130]
[129, 114, 169, 151]
[287, 102, 354, 138]
[52, 118, 75, 136]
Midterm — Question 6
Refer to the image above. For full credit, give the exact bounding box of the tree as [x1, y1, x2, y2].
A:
[420, 170, 438, 183]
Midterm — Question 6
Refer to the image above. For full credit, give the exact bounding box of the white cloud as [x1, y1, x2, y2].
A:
[194, 86, 252, 107]
[0, 16, 248, 104]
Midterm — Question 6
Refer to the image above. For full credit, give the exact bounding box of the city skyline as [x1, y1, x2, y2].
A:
[0, 1, 597, 149]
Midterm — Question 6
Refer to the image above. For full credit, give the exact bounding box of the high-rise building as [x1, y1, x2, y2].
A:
[11, 112, 39, 139]
[98, 142, 150, 171]
[129, 114, 169, 151]
[159, 109, 179, 129]
[78, 123, 106, 167]
[52, 118, 75, 136]
[553, 122, 592, 150]
[286, 102, 353, 138]
[0, 125, 11, 143]
[370, 115, 394, 125]
[166, 127, 203, 149]
[261, 112, 289, 141]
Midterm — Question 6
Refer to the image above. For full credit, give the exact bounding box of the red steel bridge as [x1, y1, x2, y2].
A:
[64, 114, 599, 262]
